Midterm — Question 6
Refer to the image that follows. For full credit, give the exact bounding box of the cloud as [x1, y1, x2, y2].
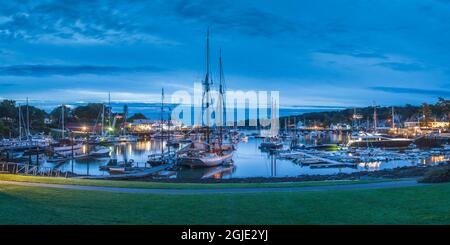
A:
[370, 86, 450, 96]
[0, 65, 164, 76]
[1, 0, 450, 107]
[0, 15, 12, 24]
[173, 0, 296, 36]
[0, 82, 16, 87]
[52, 89, 162, 103]
[316, 49, 387, 59]
[376, 62, 425, 72]
[0, 1, 177, 45]
[0, 49, 11, 55]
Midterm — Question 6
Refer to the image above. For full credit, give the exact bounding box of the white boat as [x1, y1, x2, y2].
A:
[30, 134, 53, 147]
[178, 151, 233, 168]
[259, 99, 282, 151]
[347, 132, 412, 148]
[53, 143, 83, 152]
[47, 152, 89, 162]
[115, 135, 138, 143]
[177, 141, 234, 168]
[51, 139, 84, 156]
[89, 147, 111, 157]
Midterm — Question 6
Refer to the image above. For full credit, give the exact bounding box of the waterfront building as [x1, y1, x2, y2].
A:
[405, 121, 450, 129]
[129, 119, 183, 133]
[330, 123, 351, 130]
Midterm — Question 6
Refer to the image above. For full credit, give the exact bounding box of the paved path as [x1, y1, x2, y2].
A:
[0, 180, 425, 195]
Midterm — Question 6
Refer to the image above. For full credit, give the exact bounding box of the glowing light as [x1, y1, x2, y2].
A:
[431, 156, 445, 163]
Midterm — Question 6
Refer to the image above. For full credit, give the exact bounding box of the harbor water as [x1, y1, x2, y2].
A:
[36, 131, 448, 179]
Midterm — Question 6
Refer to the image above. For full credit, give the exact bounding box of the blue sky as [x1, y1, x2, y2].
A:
[0, 0, 450, 107]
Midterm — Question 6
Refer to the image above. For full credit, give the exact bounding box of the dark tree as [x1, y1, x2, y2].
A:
[49, 105, 73, 126]
[73, 103, 105, 122]
[127, 113, 147, 122]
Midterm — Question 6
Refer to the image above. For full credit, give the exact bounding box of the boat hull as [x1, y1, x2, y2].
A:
[348, 140, 412, 148]
[178, 153, 233, 168]
[89, 149, 110, 157]
[259, 142, 283, 151]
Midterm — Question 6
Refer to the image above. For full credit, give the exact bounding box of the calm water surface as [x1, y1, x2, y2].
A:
[39, 131, 445, 179]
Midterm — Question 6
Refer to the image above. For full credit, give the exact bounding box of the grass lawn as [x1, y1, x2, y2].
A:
[1, 182, 450, 224]
[0, 174, 390, 189]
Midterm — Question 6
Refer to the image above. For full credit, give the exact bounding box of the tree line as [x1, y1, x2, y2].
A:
[0, 101, 148, 138]
[280, 98, 450, 128]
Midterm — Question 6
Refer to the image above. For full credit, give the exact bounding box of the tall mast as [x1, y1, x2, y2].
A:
[218, 49, 226, 146]
[101, 104, 105, 136]
[168, 106, 172, 155]
[293, 116, 296, 130]
[285, 118, 288, 132]
[202, 27, 211, 144]
[271, 99, 278, 138]
[161, 88, 164, 155]
[26, 97, 29, 139]
[219, 49, 226, 119]
[123, 104, 128, 135]
[18, 104, 22, 139]
[373, 104, 377, 131]
[391, 106, 395, 129]
[108, 92, 111, 130]
[61, 104, 65, 139]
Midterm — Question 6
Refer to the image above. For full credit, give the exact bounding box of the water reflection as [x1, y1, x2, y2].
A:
[38, 132, 448, 179]
[176, 165, 236, 179]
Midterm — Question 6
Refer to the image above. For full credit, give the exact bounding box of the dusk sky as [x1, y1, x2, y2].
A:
[1, 0, 450, 107]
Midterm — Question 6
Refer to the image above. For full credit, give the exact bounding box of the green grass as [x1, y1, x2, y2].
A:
[0, 174, 390, 189]
[1, 183, 450, 224]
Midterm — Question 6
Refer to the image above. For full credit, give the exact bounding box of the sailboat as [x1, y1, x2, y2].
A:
[89, 146, 111, 157]
[147, 88, 176, 166]
[177, 141, 234, 168]
[48, 104, 86, 161]
[115, 103, 138, 143]
[259, 100, 283, 151]
[346, 132, 412, 148]
[347, 105, 412, 148]
[259, 139, 283, 151]
[177, 28, 235, 168]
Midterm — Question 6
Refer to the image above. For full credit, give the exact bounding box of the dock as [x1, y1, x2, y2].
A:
[75, 162, 175, 180]
[0, 162, 71, 177]
[281, 151, 343, 164]
[278, 150, 357, 168]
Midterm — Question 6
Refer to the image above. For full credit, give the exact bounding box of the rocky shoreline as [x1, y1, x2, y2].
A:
[135, 162, 450, 183]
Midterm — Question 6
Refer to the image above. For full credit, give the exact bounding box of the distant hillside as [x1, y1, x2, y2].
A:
[280, 98, 449, 128]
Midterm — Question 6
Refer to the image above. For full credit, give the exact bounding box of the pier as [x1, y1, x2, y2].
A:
[0, 162, 70, 177]
[76, 162, 175, 180]
[279, 150, 357, 168]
